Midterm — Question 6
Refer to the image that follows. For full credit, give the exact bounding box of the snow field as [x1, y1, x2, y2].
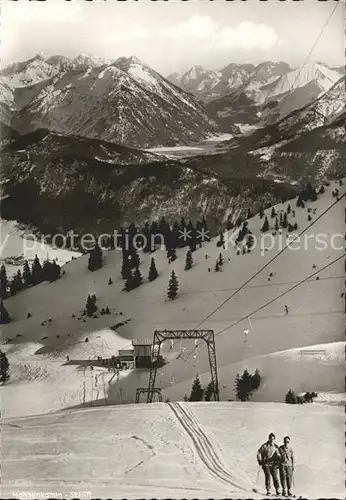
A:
[0, 180, 344, 416]
[1, 402, 343, 498]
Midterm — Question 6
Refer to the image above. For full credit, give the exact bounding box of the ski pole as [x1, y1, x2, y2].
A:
[256, 464, 261, 483]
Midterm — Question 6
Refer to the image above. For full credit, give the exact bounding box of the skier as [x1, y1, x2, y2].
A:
[257, 433, 281, 496]
[284, 305, 289, 315]
[279, 436, 295, 497]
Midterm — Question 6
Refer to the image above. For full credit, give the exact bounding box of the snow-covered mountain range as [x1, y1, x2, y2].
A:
[2, 54, 343, 148]
[0, 54, 219, 148]
[170, 61, 343, 130]
[1, 71, 343, 235]
[183, 75, 345, 184]
[167, 61, 290, 100]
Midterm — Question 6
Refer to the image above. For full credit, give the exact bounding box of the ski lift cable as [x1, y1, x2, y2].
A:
[277, 1, 340, 107]
[170, 194, 345, 352]
[183, 252, 345, 363]
[192, 193, 345, 333]
[214, 252, 345, 337]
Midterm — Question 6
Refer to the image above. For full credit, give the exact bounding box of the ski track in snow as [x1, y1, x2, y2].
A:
[168, 401, 262, 496]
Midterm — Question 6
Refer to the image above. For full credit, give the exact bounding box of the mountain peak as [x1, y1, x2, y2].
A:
[115, 56, 144, 68]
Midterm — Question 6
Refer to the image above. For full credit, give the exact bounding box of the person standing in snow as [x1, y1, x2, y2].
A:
[257, 433, 281, 496]
[279, 436, 295, 497]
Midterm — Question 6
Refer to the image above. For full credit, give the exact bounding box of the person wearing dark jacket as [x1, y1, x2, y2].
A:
[257, 432, 281, 495]
[279, 436, 295, 497]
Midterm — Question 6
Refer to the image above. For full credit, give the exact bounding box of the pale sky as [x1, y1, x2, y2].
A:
[1, 0, 344, 75]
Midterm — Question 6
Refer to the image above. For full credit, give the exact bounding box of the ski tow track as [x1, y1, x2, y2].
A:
[168, 402, 263, 496]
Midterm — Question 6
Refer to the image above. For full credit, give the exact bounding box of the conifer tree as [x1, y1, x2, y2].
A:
[159, 216, 171, 250]
[204, 381, 215, 401]
[88, 243, 103, 271]
[236, 221, 249, 244]
[287, 204, 291, 214]
[170, 221, 180, 250]
[285, 389, 297, 404]
[85, 294, 97, 317]
[15, 270, 23, 292]
[150, 221, 160, 250]
[214, 260, 220, 272]
[306, 182, 317, 202]
[252, 368, 261, 391]
[234, 368, 260, 401]
[234, 369, 252, 401]
[133, 265, 143, 288]
[188, 375, 204, 401]
[261, 216, 269, 233]
[0, 350, 9, 383]
[187, 220, 197, 252]
[296, 193, 304, 208]
[282, 212, 288, 228]
[167, 270, 179, 300]
[184, 249, 193, 271]
[42, 260, 61, 282]
[179, 217, 187, 248]
[121, 254, 130, 280]
[124, 270, 134, 291]
[129, 248, 140, 269]
[23, 260, 32, 287]
[271, 207, 276, 218]
[247, 208, 253, 219]
[259, 205, 264, 219]
[234, 373, 241, 399]
[31, 255, 43, 285]
[217, 232, 225, 248]
[280, 212, 283, 226]
[218, 252, 224, 267]
[0, 301, 11, 324]
[142, 222, 152, 253]
[108, 277, 113, 285]
[0, 265, 8, 299]
[148, 257, 159, 282]
[9, 276, 18, 296]
[52, 260, 61, 281]
[275, 217, 279, 231]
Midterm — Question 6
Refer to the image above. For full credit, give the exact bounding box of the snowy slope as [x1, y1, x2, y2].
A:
[1, 402, 344, 498]
[0, 218, 81, 277]
[1, 181, 344, 418]
[1, 54, 63, 88]
[262, 62, 340, 102]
